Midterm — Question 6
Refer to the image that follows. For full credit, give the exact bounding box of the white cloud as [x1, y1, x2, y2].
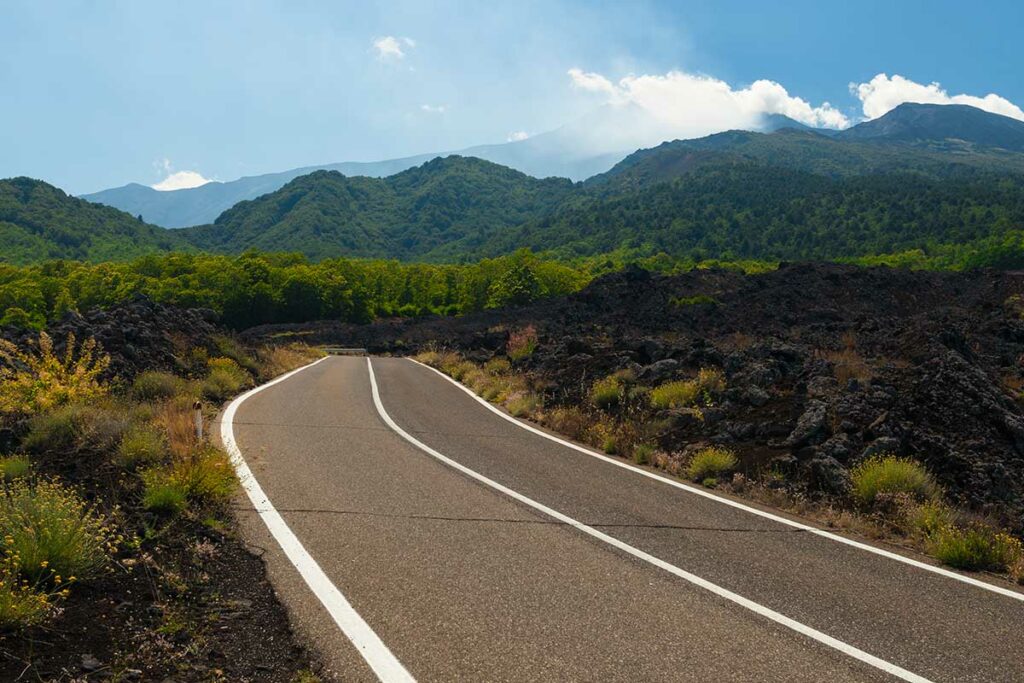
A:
[851, 73, 1024, 121]
[566, 67, 849, 147]
[373, 35, 415, 61]
[568, 68, 618, 97]
[507, 130, 530, 142]
[152, 170, 211, 191]
[420, 104, 447, 114]
[151, 160, 210, 191]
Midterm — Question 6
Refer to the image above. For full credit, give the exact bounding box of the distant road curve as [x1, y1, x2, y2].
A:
[222, 356, 1024, 682]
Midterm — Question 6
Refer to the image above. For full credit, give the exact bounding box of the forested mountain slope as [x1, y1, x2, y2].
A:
[9, 104, 1024, 267]
[0, 177, 190, 265]
[183, 157, 574, 260]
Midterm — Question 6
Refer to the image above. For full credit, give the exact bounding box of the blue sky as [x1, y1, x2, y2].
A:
[3, 0, 1022, 194]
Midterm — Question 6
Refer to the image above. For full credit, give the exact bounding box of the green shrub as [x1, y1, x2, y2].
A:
[132, 371, 185, 401]
[484, 357, 512, 376]
[850, 455, 937, 507]
[142, 475, 189, 516]
[0, 332, 110, 415]
[201, 357, 251, 401]
[143, 445, 235, 515]
[0, 456, 31, 482]
[23, 403, 130, 454]
[480, 383, 503, 402]
[906, 500, 955, 538]
[633, 443, 655, 466]
[212, 336, 260, 375]
[0, 479, 116, 583]
[649, 368, 725, 410]
[177, 447, 236, 503]
[117, 425, 167, 468]
[506, 393, 541, 417]
[702, 477, 719, 488]
[590, 376, 623, 410]
[687, 446, 738, 481]
[446, 360, 477, 381]
[172, 445, 236, 504]
[650, 379, 700, 410]
[928, 524, 1023, 571]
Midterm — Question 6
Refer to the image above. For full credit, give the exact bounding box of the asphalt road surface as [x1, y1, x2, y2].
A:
[220, 355, 1024, 682]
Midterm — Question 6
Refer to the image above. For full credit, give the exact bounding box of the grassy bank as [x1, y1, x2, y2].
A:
[0, 331, 323, 679]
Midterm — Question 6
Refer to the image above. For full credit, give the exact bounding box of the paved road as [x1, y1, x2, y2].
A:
[222, 356, 1024, 682]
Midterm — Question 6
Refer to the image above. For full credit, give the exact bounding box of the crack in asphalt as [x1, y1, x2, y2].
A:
[230, 505, 800, 532]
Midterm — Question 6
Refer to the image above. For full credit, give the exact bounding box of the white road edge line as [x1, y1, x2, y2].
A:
[409, 358, 1024, 603]
[222, 357, 415, 683]
[368, 358, 932, 683]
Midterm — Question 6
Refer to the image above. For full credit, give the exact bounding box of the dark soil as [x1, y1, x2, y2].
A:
[1, 297, 319, 681]
[245, 262, 1024, 532]
[0, 519, 311, 682]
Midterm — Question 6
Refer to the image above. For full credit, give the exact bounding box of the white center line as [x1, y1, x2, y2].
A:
[368, 357, 933, 683]
[222, 358, 415, 683]
[409, 358, 1024, 603]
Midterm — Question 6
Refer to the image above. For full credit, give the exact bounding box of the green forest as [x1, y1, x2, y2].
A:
[4, 229, 1024, 332]
[481, 166, 1024, 261]
[0, 250, 588, 330]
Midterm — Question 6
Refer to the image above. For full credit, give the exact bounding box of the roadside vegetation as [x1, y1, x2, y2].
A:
[417, 343, 1024, 585]
[0, 330, 323, 676]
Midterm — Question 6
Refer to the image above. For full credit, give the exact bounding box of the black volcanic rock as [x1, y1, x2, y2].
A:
[2, 295, 220, 380]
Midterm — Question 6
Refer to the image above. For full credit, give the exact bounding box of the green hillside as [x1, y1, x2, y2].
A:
[479, 165, 1024, 260]
[183, 157, 575, 260]
[0, 177, 190, 265]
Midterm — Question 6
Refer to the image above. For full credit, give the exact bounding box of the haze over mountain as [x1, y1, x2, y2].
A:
[80, 105, 827, 229]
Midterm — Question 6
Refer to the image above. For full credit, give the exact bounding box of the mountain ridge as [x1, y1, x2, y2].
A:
[183, 156, 575, 260]
[10, 103, 1024, 267]
[79, 106, 833, 229]
[836, 102, 1024, 151]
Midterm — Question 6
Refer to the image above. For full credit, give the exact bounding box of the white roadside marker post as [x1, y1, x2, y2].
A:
[194, 400, 204, 441]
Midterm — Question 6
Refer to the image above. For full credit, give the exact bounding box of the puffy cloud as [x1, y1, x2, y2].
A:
[568, 68, 618, 97]
[152, 170, 211, 191]
[507, 130, 530, 142]
[851, 73, 1024, 121]
[373, 35, 415, 60]
[567, 68, 850, 141]
[151, 159, 210, 191]
[420, 103, 447, 114]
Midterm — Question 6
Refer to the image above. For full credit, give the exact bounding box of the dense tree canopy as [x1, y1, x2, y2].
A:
[0, 250, 587, 330]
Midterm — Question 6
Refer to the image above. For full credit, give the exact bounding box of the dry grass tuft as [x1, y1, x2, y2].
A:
[255, 344, 324, 382]
[820, 332, 873, 385]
